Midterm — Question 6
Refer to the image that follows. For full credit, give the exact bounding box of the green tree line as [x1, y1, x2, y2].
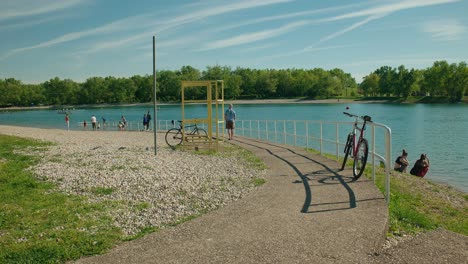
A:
[1, 60, 467, 107]
[361, 61, 468, 101]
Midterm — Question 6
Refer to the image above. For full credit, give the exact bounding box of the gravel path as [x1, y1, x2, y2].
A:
[0, 125, 265, 236]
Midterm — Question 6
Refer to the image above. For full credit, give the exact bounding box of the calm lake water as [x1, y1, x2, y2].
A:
[1, 103, 467, 192]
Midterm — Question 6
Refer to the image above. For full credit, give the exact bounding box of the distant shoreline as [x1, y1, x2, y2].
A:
[0, 98, 382, 111]
[3, 96, 466, 111]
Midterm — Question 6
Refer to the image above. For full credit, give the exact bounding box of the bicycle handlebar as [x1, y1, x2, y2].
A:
[343, 112, 372, 122]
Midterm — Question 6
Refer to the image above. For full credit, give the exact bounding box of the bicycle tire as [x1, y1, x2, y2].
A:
[353, 138, 369, 179]
[193, 128, 207, 137]
[341, 133, 353, 171]
[165, 128, 183, 147]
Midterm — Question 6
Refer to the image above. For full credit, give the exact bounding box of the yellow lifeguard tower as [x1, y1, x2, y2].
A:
[180, 80, 224, 150]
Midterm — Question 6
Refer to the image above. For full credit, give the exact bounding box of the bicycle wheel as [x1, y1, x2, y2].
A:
[165, 128, 183, 147]
[191, 128, 207, 139]
[341, 133, 353, 170]
[353, 138, 369, 179]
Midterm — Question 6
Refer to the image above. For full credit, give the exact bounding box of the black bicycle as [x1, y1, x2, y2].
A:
[341, 112, 372, 180]
[165, 120, 207, 147]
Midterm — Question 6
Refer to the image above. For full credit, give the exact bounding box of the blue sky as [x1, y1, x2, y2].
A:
[1, 0, 467, 84]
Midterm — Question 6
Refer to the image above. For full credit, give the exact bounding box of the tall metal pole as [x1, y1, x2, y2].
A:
[153, 36, 157, 155]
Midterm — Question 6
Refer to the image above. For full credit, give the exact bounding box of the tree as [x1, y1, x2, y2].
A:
[374, 66, 397, 96]
[42, 77, 79, 105]
[80, 77, 107, 104]
[132, 75, 153, 102]
[255, 70, 277, 98]
[178, 65, 201, 81]
[234, 68, 257, 98]
[360, 73, 380, 96]
[158, 70, 181, 101]
[446, 62, 468, 102]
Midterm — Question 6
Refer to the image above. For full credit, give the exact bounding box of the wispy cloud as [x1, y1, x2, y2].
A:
[423, 19, 466, 41]
[2, 0, 294, 60]
[0, 14, 154, 60]
[320, 0, 460, 23]
[163, 0, 295, 27]
[293, 0, 461, 56]
[199, 20, 309, 51]
[317, 13, 387, 44]
[0, 13, 74, 32]
[0, 0, 86, 21]
[260, 44, 352, 60]
[212, 2, 368, 33]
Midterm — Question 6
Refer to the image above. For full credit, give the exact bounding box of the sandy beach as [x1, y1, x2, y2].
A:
[0, 125, 265, 236]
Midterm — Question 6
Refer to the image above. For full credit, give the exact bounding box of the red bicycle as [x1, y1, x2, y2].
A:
[341, 112, 372, 179]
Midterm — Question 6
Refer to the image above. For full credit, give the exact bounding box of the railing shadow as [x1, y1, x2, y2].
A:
[235, 137, 358, 213]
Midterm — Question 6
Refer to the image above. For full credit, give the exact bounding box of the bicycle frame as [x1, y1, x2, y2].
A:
[351, 117, 366, 157]
[344, 112, 370, 155]
[171, 120, 198, 133]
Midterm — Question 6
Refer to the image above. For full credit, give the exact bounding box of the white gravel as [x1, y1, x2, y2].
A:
[0, 125, 265, 236]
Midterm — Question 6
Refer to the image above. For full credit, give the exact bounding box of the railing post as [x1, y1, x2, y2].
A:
[305, 121, 309, 149]
[385, 128, 392, 204]
[274, 120, 277, 143]
[336, 123, 339, 159]
[241, 120, 244, 136]
[372, 124, 376, 183]
[283, 120, 286, 144]
[294, 121, 297, 146]
[257, 120, 260, 139]
[320, 122, 323, 154]
[249, 120, 252, 138]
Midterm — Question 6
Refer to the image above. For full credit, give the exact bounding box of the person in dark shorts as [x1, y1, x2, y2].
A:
[224, 104, 236, 140]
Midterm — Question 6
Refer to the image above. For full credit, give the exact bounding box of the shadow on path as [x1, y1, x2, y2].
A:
[235, 138, 357, 213]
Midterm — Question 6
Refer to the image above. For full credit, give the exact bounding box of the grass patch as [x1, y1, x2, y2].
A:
[110, 164, 125, 171]
[251, 178, 266, 187]
[375, 170, 468, 236]
[305, 147, 467, 237]
[0, 135, 122, 263]
[91, 187, 115, 196]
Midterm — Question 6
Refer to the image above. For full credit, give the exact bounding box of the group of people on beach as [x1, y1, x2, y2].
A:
[63, 105, 238, 141]
[394, 149, 430, 177]
[64, 114, 108, 131]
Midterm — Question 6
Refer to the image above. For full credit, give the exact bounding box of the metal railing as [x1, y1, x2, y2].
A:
[231, 119, 392, 203]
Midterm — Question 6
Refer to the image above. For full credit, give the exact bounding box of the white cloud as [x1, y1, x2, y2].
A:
[199, 20, 309, 51]
[423, 19, 465, 41]
[0, 0, 86, 20]
[320, 0, 460, 22]
[212, 2, 368, 33]
[1, 0, 294, 60]
[317, 13, 387, 44]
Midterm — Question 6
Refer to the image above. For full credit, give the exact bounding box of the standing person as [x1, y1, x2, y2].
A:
[142, 113, 148, 131]
[410, 154, 430, 177]
[120, 116, 127, 130]
[83, 120, 87, 129]
[91, 115, 97, 130]
[101, 117, 106, 128]
[65, 114, 70, 130]
[394, 149, 410, 173]
[224, 104, 236, 140]
[146, 111, 151, 131]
